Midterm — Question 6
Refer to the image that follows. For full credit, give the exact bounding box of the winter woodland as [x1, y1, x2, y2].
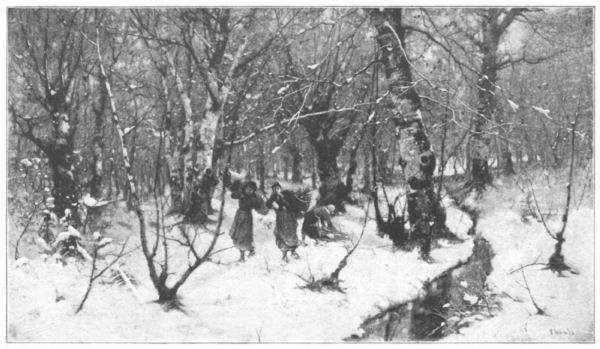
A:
[6, 7, 594, 342]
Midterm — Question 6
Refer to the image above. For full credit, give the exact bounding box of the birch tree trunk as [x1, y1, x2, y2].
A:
[164, 51, 193, 213]
[94, 27, 169, 298]
[370, 8, 448, 258]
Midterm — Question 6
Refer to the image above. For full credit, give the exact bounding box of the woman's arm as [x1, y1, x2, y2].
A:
[254, 195, 269, 215]
[265, 194, 275, 209]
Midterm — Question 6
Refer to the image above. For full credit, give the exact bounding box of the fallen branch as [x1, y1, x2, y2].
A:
[115, 264, 142, 303]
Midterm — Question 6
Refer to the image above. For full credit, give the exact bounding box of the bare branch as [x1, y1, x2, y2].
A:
[519, 268, 546, 315]
[527, 179, 557, 241]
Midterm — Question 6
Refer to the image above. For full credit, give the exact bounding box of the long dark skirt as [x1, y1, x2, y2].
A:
[230, 210, 254, 251]
[302, 222, 321, 240]
[274, 210, 299, 252]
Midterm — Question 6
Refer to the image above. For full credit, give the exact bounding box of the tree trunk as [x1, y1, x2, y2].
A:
[470, 9, 523, 188]
[43, 99, 82, 226]
[90, 77, 108, 199]
[156, 66, 183, 213]
[377, 149, 392, 185]
[106, 156, 114, 199]
[288, 142, 303, 183]
[362, 147, 372, 193]
[283, 155, 289, 181]
[502, 150, 516, 175]
[370, 8, 448, 257]
[257, 142, 266, 192]
[313, 137, 347, 210]
[496, 110, 515, 176]
[47, 143, 81, 226]
[346, 124, 367, 191]
[301, 100, 349, 209]
[164, 51, 193, 213]
[346, 145, 359, 191]
[125, 130, 138, 210]
[311, 154, 317, 190]
[90, 124, 104, 199]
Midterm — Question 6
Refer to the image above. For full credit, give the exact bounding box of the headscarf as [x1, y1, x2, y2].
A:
[243, 180, 258, 192]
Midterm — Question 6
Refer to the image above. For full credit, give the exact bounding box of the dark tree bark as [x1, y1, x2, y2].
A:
[311, 154, 318, 190]
[313, 136, 345, 207]
[346, 145, 360, 190]
[89, 83, 107, 199]
[306, 122, 348, 210]
[47, 142, 81, 225]
[346, 121, 368, 191]
[106, 155, 114, 199]
[291, 147, 303, 184]
[299, 97, 352, 211]
[280, 32, 354, 210]
[283, 155, 290, 181]
[9, 9, 85, 225]
[285, 140, 303, 183]
[502, 151, 516, 175]
[361, 147, 372, 193]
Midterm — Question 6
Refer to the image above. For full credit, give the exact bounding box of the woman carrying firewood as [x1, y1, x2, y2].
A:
[266, 182, 311, 262]
[229, 180, 268, 262]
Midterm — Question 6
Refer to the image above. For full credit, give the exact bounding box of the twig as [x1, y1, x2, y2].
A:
[508, 262, 548, 275]
[76, 237, 131, 314]
[14, 201, 41, 260]
[507, 253, 545, 275]
[527, 180, 557, 240]
[519, 268, 546, 315]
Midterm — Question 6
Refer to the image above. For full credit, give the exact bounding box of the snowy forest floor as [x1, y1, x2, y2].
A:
[441, 173, 594, 342]
[6, 168, 594, 342]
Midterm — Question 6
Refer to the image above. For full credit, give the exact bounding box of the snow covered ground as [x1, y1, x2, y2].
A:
[442, 176, 594, 342]
[7, 186, 473, 342]
[7, 170, 592, 343]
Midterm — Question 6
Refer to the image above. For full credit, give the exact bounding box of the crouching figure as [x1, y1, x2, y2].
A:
[301, 204, 336, 243]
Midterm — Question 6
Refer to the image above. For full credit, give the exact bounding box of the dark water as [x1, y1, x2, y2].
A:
[347, 236, 495, 341]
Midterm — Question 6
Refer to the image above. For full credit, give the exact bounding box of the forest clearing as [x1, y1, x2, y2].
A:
[6, 7, 594, 343]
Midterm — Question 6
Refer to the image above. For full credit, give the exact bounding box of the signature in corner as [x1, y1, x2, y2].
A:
[549, 328, 575, 336]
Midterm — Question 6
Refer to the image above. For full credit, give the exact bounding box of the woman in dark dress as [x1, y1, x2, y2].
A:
[301, 204, 335, 243]
[229, 181, 267, 262]
[266, 182, 300, 262]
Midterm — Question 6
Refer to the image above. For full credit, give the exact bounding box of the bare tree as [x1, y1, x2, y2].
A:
[368, 8, 448, 260]
[88, 13, 247, 304]
[132, 9, 293, 221]
[527, 122, 579, 276]
[9, 9, 87, 225]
